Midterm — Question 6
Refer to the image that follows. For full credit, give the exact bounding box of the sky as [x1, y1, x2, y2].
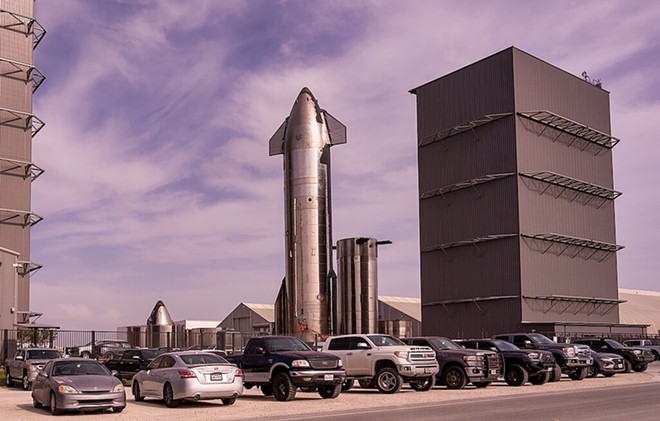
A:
[27, 0, 660, 330]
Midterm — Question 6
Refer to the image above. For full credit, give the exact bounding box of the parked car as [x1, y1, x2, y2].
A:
[103, 348, 165, 380]
[622, 339, 660, 361]
[401, 337, 502, 389]
[572, 338, 654, 372]
[31, 358, 126, 415]
[132, 351, 243, 407]
[67, 339, 133, 359]
[458, 339, 554, 386]
[5, 348, 61, 391]
[588, 352, 626, 378]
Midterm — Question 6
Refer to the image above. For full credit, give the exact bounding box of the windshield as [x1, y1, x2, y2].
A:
[528, 334, 555, 345]
[604, 339, 625, 349]
[180, 353, 229, 365]
[265, 337, 312, 352]
[428, 337, 461, 350]
[52, 361, 110, 376]
[27, 350, 61, 360]
[141, 350, 159, 359]
[492, 340, 519, 351]
[367, 335, 405, 347]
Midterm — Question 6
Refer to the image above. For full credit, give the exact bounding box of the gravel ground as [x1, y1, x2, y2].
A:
[2, 362, 659, 420]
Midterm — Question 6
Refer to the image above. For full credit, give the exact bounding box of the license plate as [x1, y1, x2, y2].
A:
[210, 373, 223, 381]
[323, 374, 334, 381]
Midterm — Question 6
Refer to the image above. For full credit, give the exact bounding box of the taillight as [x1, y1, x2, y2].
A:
[235, 369, 242, 377]
[178, 369, 196, 379]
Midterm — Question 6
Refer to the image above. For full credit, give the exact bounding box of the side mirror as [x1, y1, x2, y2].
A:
[490, 347, 498, 352]
[15, 355, 24, 361]
[111, 370, 119, 377]
[38, 371, 48, 378]
[523, 340, 534, 349]
[255, 347, 265, 355]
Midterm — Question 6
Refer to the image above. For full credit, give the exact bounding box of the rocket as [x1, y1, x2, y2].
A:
[270, 87, 346, 342]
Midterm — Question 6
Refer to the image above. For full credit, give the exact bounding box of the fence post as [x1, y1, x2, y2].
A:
[2, 329, 8, 362]
[91, 331, 96, 358]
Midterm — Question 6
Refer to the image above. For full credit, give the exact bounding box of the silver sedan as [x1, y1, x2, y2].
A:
[31, 358, 126, 415]
[132, 351, 243, 407]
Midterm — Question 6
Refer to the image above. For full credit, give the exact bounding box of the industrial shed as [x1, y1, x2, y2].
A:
[619, 289, 660, 336]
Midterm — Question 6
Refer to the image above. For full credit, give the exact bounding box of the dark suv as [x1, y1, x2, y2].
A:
[572, 338, 654, 372]
[459, 339, 555, 386]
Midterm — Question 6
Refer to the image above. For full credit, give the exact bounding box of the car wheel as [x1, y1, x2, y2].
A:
[632, 364, 648, 372]
[22, 372, 30, 391]
[318, 383, 341, 399]
[260, 384, 273, 396]
[341, 379, 354, 391]
[33, 397, 43, 408]
[358, 378, 375, 389]
[81, 351, 91, 359]
[529, 372, 550, 385]
[112, 406, 125, 413]
[568, 367, 587, 381]
[5, 368, 12, 388]
[375, 367, 402, 394]
[132, 382, 144, 402]
[586, 364, 598, 378]
[221, 397, 236, 405]
[163, 383, 179, 408]
[50, 392, 61, 415]
[549, 364, 562, 382]
[442, 366, 468, 390]
[472, 381, 491, 388]
[410, 376, 436, 391]
[505, 364, 529, 386]
[272, 373, 296, 401]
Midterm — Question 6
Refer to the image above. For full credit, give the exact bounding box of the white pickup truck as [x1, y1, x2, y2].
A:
[322, 334, 439, 394]
[4, 348, 61, 390]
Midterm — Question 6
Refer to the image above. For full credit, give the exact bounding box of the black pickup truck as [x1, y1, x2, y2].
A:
[401, 337, 503, 389]
[103, 348, 164, 380]
[572, 338, 655, 372]
[493, 333, 592, 381]
[225, 336, 346, 401]
[459, 339, 555, 386]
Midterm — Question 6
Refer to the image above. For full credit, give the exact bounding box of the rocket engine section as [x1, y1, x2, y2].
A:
[336, 237, 379, 334]
[146, 300, 174, 348]
[270, 88, 346, 342]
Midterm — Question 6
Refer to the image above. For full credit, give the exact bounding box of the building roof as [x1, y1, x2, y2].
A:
[619, 289, 660, 335]
[379, 296, 421, 321]
[243, 303, 275, 323]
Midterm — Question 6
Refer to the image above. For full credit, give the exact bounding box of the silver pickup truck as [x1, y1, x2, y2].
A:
[4, 348, 61, 390]
[323, 334, 439, 394]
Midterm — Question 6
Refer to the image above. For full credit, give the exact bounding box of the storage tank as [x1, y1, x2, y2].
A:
[336, 237, 379, 334]
[146, 300, 173, 348]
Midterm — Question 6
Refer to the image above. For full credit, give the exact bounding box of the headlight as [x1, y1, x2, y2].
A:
[632, 350, 642, 355]
[562, 347, 576, 357]
[58, 385, 79, 394]
[112, 383, 125, 393]
[291, 360, 310, 368]
[337, 359, 343, 367]
[526, 352, 540, 360]
[463, 356, 479, 362]
[393, 351, 409, 359]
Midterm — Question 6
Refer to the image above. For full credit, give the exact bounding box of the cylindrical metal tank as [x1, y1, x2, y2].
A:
[336, 237, 379, 334]
[379, 320, 412, 338]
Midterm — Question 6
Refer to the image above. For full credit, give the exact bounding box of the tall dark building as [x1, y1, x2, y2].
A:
[411, 47, 637, 339]
[0, 0, 46, 329]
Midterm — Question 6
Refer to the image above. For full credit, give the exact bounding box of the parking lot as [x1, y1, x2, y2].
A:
[1, 362, 658, 420]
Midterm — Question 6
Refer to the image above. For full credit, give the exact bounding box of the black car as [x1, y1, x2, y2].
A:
[459, 339, 555, 386]
[572, 338, 654, 372]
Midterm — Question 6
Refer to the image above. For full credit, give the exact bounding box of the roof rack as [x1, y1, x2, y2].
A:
[420, 173, 514, 199]
[419, 113, 512, 147]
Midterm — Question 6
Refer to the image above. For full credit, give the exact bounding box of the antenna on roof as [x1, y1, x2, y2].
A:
[582, 71, 603, 89]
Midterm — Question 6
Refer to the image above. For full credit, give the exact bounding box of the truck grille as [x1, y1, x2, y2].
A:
[408, 346, 436, 362]
[575, 345, 591, 358]
[309, 359, 338, 369]
[486, 354, 502, 373]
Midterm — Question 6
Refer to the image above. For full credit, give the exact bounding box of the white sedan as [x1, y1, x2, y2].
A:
[132, 351, 243, 407]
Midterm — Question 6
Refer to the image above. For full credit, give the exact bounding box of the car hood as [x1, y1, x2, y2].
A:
[277, 351, 339, 360]
[55, 375, 122, 392]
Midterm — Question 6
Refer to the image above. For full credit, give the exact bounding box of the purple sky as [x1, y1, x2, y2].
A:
[29, 1, 660, 330]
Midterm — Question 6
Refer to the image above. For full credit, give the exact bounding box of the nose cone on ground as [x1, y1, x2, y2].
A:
[290, 87, 321, 124]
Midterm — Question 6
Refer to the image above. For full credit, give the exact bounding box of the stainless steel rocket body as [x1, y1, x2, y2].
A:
[270, 88, 346, 342]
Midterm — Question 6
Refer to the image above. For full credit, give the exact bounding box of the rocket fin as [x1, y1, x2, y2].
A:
[323, 111, 347, 146]
[268, 119, 288, 156]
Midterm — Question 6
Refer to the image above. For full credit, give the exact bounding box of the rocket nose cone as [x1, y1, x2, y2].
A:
[299, 87, 315, 99]
[291, 87, 320, 123]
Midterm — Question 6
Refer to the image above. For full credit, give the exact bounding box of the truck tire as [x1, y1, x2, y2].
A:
[318, 383, 341, 399]
[341, 379, 354, 391]
[568, 367, 587, 381]
[549, 364, 562, 382]
[529, 372, 550, 385]
[586, 363, 599, 378]
[409, 376, 435, 391]
[442, 366, 468, 390]
[272, 373, 296, 401]
[260, 385, 273, 396]
[358, 378, 375, 389]
[632, 364, 648, 372]
[21, 372, 30, 391]
[623, 359, 632, 373]
[375, 367, 402, 394]
[5, 369, 12, 388]
[505, 364, 528, 386]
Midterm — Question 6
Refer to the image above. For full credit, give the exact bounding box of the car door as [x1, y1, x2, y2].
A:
[242, 339, 270, 382]
[346, 337, 372, 376]
[326, 338, 352, 372]
[11, 350, 25, 378]
[140, 355, 163, 395]
[32, 360, 52, 405]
